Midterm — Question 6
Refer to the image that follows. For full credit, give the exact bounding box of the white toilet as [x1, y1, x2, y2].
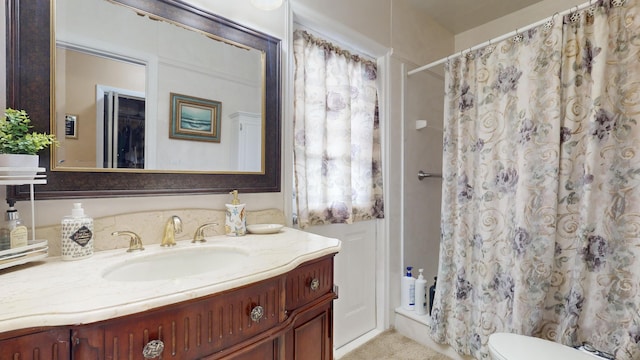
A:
[488, 333, 604, 360]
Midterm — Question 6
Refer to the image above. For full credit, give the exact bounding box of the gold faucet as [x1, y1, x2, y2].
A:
[112, 231, 145, 252]
[161, 215, 182, 247]
[192, 222, 219, 243]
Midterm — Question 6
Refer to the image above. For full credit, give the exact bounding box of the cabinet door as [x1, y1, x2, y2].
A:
[286, 301, 332, 360]
[0, 329, 70, 360]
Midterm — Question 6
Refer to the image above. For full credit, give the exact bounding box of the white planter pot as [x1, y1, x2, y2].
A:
[0, 154, 40, 180]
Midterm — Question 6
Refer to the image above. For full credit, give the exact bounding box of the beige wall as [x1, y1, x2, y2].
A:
[391, 0, 453, 66]
[292, 0, 391, 50]
[455, 0, 586, 51]
[57, 49, 145, 168]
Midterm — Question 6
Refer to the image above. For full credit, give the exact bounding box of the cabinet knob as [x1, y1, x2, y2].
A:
[250, 305, 264, 322]
[142, 339, 165, 359]
[310, 278, 320, 291]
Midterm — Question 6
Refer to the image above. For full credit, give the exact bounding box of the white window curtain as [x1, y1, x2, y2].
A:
[293, 30, 384, 229]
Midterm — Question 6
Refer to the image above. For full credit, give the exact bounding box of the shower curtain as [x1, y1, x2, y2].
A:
[430, 1, 640, 359]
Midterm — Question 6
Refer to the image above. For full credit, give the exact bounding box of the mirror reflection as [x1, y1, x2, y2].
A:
[54, 0, 265, 173]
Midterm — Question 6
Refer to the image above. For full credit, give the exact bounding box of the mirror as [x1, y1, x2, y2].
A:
[55, 0, 265, 172]
[6, 0, 281, 200]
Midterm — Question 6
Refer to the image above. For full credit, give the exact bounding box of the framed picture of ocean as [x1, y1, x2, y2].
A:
[170, 93, 222, 142]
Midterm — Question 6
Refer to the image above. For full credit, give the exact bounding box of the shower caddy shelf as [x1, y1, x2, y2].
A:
[0, 167, 48, 270]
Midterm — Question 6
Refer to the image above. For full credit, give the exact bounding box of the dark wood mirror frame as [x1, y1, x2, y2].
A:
[6, 0, 281, 200]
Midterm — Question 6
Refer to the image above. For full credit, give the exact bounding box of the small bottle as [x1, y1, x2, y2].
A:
[61, 203, 94, 260]
[415, 268, 428, 315]
[401, 266, 416, 311]
[225, 190, 246, 236]
[5, 205, 28, 249]
[429, 276, 438, 315]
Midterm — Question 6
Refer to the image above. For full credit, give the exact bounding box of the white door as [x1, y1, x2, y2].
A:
[229, 111, 262, 172]
[305, 220, 377, 348]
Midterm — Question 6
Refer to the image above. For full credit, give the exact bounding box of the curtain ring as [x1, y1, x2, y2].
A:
[586, 1, 597, 16]
[569, 6, 581, 22]
[513, 28, 524, 43]
[544, 12, 558, 30]
[485, 40, 495, 55]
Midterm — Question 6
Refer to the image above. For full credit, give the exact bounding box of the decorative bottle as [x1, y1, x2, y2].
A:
[225, 190, 246, 236]
[4, 205, 28, 249]
[61, 203, 94, 260]
[401, 266, 416, 311]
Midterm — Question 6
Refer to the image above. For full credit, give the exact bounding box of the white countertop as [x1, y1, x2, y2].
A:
[0, 227, 341, 333]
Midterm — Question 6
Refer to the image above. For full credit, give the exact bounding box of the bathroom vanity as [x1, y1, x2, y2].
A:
[0, 228, 340, 360]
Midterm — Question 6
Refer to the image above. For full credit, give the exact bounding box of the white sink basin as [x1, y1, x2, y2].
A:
[102, 246, 249, 282]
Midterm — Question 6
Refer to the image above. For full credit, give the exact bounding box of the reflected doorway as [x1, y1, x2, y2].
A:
[97, 85, 145, 169]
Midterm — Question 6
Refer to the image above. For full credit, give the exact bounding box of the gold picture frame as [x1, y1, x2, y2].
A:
[169, 93, 221, 142]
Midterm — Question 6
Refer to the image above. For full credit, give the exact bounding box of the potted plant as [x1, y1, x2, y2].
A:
[0, 109, 58, 179]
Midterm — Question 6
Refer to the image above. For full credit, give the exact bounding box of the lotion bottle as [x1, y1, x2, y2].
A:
[61, 203, 94, 260]
[5, 205, 28, 249]
[401, 266, 416, 311]
[225, 190, 246, 236]
[415, 269, 428, 315]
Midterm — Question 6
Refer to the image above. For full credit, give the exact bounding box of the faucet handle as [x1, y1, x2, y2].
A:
[112, 231, 145, 252]
[192, 223, 219, 243]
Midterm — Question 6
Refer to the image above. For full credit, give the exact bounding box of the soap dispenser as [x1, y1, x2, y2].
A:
[61, 203, 94, 260]
[225, 190, 246, 236]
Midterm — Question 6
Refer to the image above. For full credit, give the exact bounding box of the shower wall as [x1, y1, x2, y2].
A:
[389, 0, 453, 309]
[403, 69, 444, 286]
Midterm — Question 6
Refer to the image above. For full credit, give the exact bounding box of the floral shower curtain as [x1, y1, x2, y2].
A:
[431, 1, 640, 359]
[292, 30, 384, 228]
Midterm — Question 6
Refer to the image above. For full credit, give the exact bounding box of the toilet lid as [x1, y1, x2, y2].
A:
[488, 333, 599, 360]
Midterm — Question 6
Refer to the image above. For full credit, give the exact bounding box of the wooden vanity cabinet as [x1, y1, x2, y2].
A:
[0, 255, 335, 360]
[69, 255, 335, 360]
[0, 328, 71, 359]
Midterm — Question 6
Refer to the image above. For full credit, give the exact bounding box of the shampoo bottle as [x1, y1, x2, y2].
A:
[401, 266, 416, 311]
[415, 269, 428, 315]
[225, 190, 246, 236]
[61, 203, 94, 260]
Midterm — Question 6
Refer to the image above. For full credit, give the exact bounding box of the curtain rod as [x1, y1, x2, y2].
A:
[407, 0, 596, 76]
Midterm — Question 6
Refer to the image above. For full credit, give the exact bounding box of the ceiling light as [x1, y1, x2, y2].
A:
[250, 0, 283, 11]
